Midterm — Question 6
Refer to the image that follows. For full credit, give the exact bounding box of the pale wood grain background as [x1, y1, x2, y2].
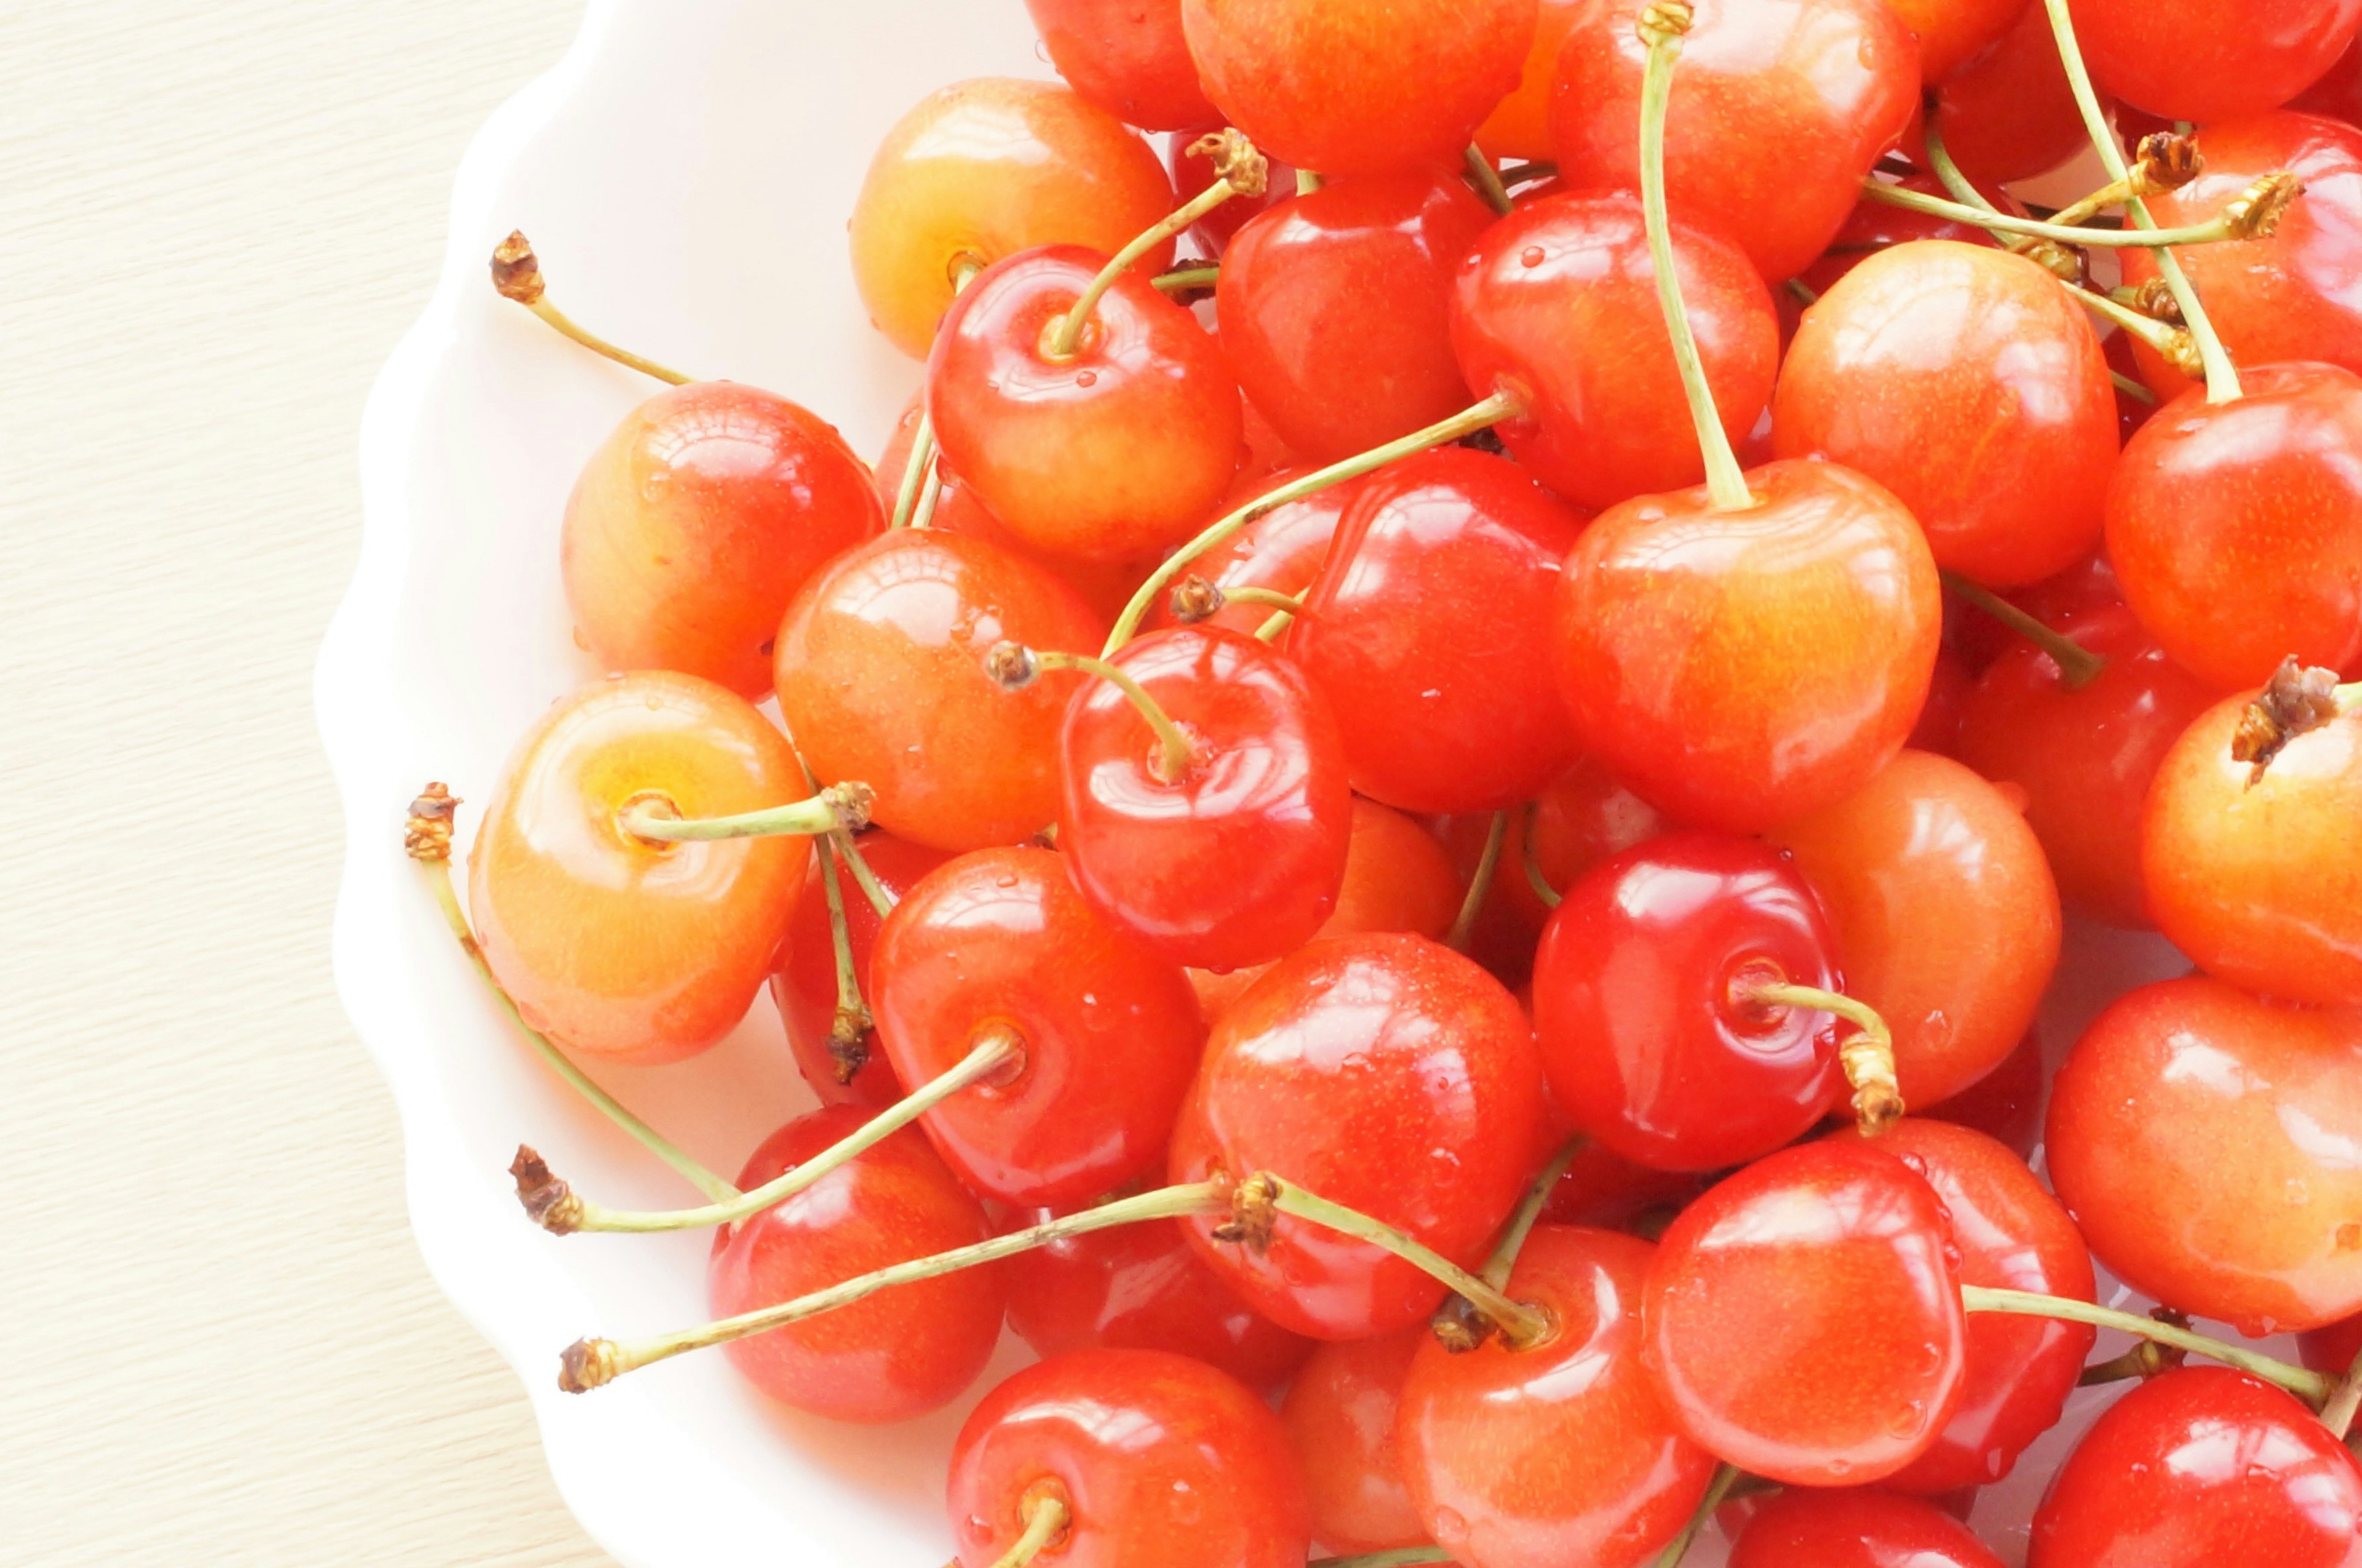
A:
[2, 2, 614, 1560]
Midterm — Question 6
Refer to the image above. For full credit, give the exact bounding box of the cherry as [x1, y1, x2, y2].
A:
[1946, 551, 2123, 672]
[1909, 646, 1973, 757]
[771, 830, 948, 1107]
[1643, 1139, 1967, 1486]
[1216, 170, 1493, 463]
[1179, 0, 1535, 176]
[1831, 1119, 2096, 1495]
[1765, 749, 2061, 1108]
[2047, 974, 2362, 1336]
[1789, 177, 2002, 325]
[1139, 468, 1359, 640]
[1540, 1140, 1709, 1232]
[948, 1349, 1310, 1568]
[1040, 624, 1353, 973]
[2297, 39, 2362, 127]
[2028, 1366, 2362, 1567]
[1289, 447, 1586, 813]
[1919, 1025, 2045, 1160]
[1479, 0, 1587, 162]
[468, 671, 815, 1064]
[1279, 1329, 1430, 1555]
[2303, 1309, 2362, 1379]
[706, 1106, 1003, 1422]
[1885, 0, 2021, 85]
[1169, 932, 1549, 1339]
[1731, 1487, 2003, 1568]
[2073, 0, 2362, 126]
[1921, 0, 2090, 188]
[1451, 191, 1780, 512]
[1773, 239, 2119, 587]
[2144, 681, 2362, 1008]
[1398, 1226, 1719, 1568]
[774, 528, 1106, 853]
[560, 381, 883, 698]
[1025, 0, 1219, 131]
[2105, 362, 2362, 691]
[849, 79, 1177, 359]
[869, 846, 1205, 1207]
[1003, 1204, 1313, 1390]
[1168, 121, 1295, 252]
[1548, 0, 1921, 285]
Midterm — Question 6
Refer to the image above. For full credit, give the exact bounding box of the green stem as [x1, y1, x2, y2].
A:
[1922, 122, 1999, 213]
[1008, 647, 1194, 784]
[814, 833, 873, 1088]
[1736, 979, 1901, 1135]
[830, 828, 896, 920]
[1483, 1139, 1585, 1289]
[1942, 571, 2109, 690]
[2070, 284, 2195, 362]
[888, 413, 937, 531]
[618, 786, 861, 843]
[2320, 1340, 2362, 1439]
[989, 1493, 1070, 1568]
[1153, 263, 1222, 295]
[1464, 143, 1514, 216]
[1520, 800, 1561, 910]
[1048, 175, 1246, 358]
[1267, 1177, 1551, 1348]
[1296, 169, 1324, 196]
[524, 297, 693, 384]
[1310, 1553, 1453, 1568]
[1859, 180, 2272, 250]
[1254, 607, 1294, 643]
[1447, 811, 1509, 955]
[2111, 369, 2159, 405]
[1963, 1287, 2333, 1402]
[1649, 1463, 1742, 1568]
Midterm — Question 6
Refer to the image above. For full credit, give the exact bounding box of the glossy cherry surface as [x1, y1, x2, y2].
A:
[869, 846, 1206, 1206]
[707, 1107, 1003, 1422]
[1920, 1026, 2045, 1160]
[470, 671, 809, 1065]
[1884, 0, 2020, 84]
[1541, 1140, 1709, 1232]
[1478, 0, 1586, 161]
[1922, 0, 2088, 186]
[1732, 1487, 2003, 1568]
[1399, 1227, 1718, 1568]
[1280, 1329, 1430, 1555]
[1289, 448, 1587, 813]
[2075, 0, 2362, 125]
[1025, 0, 1217, 130]
[948, 1349, 1311, 1568]
[1141, 467, 1358, 639]
[2047, 975, 2362, 1336]
[771, 830, 950, 1107]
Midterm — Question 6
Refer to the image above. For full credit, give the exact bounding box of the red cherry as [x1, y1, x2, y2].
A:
[948, 1349, 1311, 1568]
[1025, 0, 1219, 130]
[1168, 121, 1296, 252]
[771, 830, 950, 1107]
[1548, 0, 1921, 284]
[1643, 1139, 1968, 1486]
[1052, 625, 1353, 973]
[2296, 39, 2362, 127]
[1170, 932, 1549, 1339]
[2029, 1366, 2362, 1567]
[1883, 0, 2021, 84]
[1909, 646, 1973, 757]
[1179, 0, 1535, 176]
[774, 528, 1106, 853]
[1398, 1227, 1719, 1568]
[1790, 177, 2002, 318]
[707, 1106, 1003, 1422]
[2302, 1308, 2362, 1377]
[1555, 458, 1943, 833]
[870, 846, 1206, 1206]
[2106, 362, 2362, 691]
[1731, 1487, 2003, 1568]
[1279, 1329, 1431, 1555]
[2047, 975, 2362, 1336]
[1452, 191, 1780, 512]
[2074, 0, 2362, 124]
[1140, 467, 1359, 640]
[1946, 552, 2123, 672]
[1215, 170, 1492, 463]
[929, 246, 1243, 561]
[1290, 447, 1586, 813]
[1919, 0, 2090, 188]
[1919, 1026, 2046, 1160]
[1540, 1140, 1709, 1231]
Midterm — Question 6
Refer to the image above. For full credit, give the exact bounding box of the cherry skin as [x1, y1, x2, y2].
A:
[948, 1349, 1311, 1568]
[2297, 39, 2362, 127]
[1883, 0, 2020, 84]
[707, 1106, 1003, 1422]
[469, 671, 809, 1065]
[1216, 170, 1492, 463]
[849, 79, 1177, 360]
[1919, 0, 2090, 187]
[2302, 1308, 2362, 1379]
[561, 382, 883, 699]
[1829, 1119, 2096, 1495]
[1774, 240, 2119, 588]
[1169, 932, 1550, 1339]
[1541, 1140, 1709, 1232]
[1788, 177, 2001, 331]
[1289, 447, 1587, 813]
[1643, 1139, 1968, 1487]
[2047, 975, 2362, 1335]
[1452, 191, 1781, 513]
[2144, 688, 2362, 1007]
[770, 829, 950, 1107]
[1909, 645, 1972, 757]
[1919, 1026, 2045, 1160]
[1555, 458, 1944, 834]
[773, 528, 1106, 853]
[1024, 0, 1218, 131]
[2106, 362, 2362, 691]
[1399, 1227, 1720, 1568]
[1279, 1329, 1431, 1555]
[929, 246, 1243, 562]
[2028, 1366, 2362, 1568]
[869, 846, 1205, 1208]
[1179, 0, 1535, 177]
[1140, 467, 1361, 640]
[1548, 0, 1921, 285]
[2074, 0, 2362, 125]
[1168, 122, 1295, 253]
[1946, 551, 2123, 672]
[1479, 0, 1587, 161]
[1530, 830, 1847, 1173]
[1732, 1487, 2003, 1568]
[1056, 625, 1353, 974]
[1955, 603, 2218, 929]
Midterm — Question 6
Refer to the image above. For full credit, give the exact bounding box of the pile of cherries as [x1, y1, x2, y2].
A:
[411, 0, 2362, 1562]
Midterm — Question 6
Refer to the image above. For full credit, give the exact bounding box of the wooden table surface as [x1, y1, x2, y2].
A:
[2, 3, 613, 1561]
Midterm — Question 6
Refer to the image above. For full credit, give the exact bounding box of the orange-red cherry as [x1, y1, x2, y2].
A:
[1279, 1329, 1430, 1556]
[1732, 1487, 2003, 1568]
[1025, 0, 1219, 130]
[2074, 0, 2362, 125]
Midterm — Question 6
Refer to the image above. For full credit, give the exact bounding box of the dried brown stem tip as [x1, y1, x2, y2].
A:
[1430, 1293, 1498, 1355]
[2020, 239, 2088, 285]
[1843, 1036, 1906, 1138]
[1187, 128, 1270, 199]
[822, 779, 877, 834]
[405, 783, 460, 862]
[2118, 277, 2184, 325]
[558, 1337, 623, 1394]
[1168, 575, 1227, 623]
[2232, 656, 2343, 784]
[491, 230, 546, 305]
[985, 640, 1041, 691]
[2224, 173, 2305, 241]
[827, 1005, 873, 1085]
[1211, 1170, 1279, 1251]
[2133, 132, 2204, 192]
[1637, 0, 1695, 44]
[511, 1145, 587, 1235]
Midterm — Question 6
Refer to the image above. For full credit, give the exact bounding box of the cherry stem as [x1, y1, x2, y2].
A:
[1637, 2, 1753, 512]
[1783, 277, 1819, 306]
[1104, 391, 1521, 652]
[1484, 1138, 1586, 1289]
[2111, 369, 2159, 405]
[1861, 177, 2298, 253]
[889, 415, 939, 531]
[1464, 143, 1515, 217]
[489, 231, 696, 386]
[2321, 1341, 2362, 1439]
[1521, 801, 1562, 910]
[1447, 810, 1509, 954]
[1310, 1552, 1453, 1568]
[403, 786, 738, 1204]
[618, 782, 870, 844]
[1942, 571, 2109, 690]
[1962, 1287, 2334, 1402]
[1253, 607, 1295, 643]
[990, 643, 1193, 783]
[1167, 576, 1305, 625]
[1921, 123, 1999, 213]
[2070, 284, 2200, 372]
[1648, 1462, 1743, 1568]
[1738, 979, 1903, 1136]
[989, 1490, 1070, 1568]
[1498, 160, 1557, 189]
[2037, 0, 2244, 404]
[830, 827, 897, 920]
[2232, 659, 2362, 783]
[1153, 263, 1222, 295]
[2078, 1325, 2187, 1387]
[815, 834, 873, 1087]
[2048, 132, 2203, 230]
[1297, 169, 1324, 196]
[1257, 1174, 1553, 1348]
[1046, 130, 1266, 359]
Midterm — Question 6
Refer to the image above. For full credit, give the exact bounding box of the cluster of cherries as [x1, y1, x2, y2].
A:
[408, 0, 2362, 1562]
